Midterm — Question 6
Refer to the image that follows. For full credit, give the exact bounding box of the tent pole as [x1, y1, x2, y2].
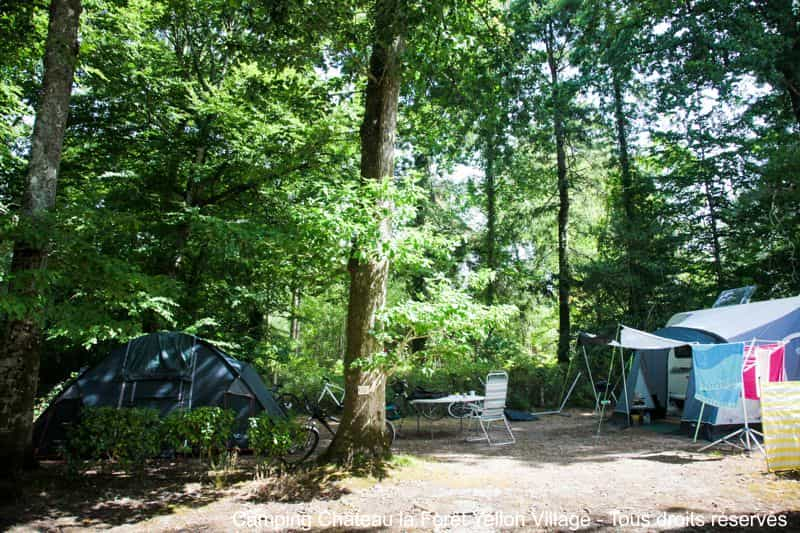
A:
[532, 373, 581, 416]
[620, 342, 630, 427]
[188, 335, 198, 410]
[596, 342, 616, 437]
[596, 324, 621, 437]
[117, 340, 132, 409]
[693, 403, 705, 442]
[583, 345, 599, 413]
[742, 340, 754, 450]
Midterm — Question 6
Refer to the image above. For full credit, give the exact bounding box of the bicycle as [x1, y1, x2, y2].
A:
[307, 396, 396, 447]
[315, 376, 395, 445]
[278, 379, 396, 448]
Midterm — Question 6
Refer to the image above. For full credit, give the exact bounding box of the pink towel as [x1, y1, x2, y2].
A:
[743, 343, 786, 400]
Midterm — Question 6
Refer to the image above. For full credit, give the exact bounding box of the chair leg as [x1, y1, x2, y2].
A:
[465, 414, 477, 441]
[465, 415, 488, 443]
[486, 416, 515, 446]
[480, 418, 491, 444]
[501, 415, 516, 445]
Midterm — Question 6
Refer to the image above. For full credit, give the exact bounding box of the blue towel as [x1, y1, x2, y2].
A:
[692, 343, 745, 408]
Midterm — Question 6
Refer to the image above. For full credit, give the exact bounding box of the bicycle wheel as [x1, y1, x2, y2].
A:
[281, 423, 320, 466]
[385, 420, 396, 447]
[448, 402, 473, 419]
[418, 403, 446, 420]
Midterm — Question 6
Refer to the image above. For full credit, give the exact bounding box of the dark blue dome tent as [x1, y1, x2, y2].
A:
[33, 331, 285, 455]
[611, 296, 800, 436]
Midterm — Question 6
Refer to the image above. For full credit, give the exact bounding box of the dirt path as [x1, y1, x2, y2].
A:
[3, 410, 800, 531]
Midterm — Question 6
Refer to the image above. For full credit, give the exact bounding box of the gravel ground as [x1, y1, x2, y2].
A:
[3, 409, 800, 532]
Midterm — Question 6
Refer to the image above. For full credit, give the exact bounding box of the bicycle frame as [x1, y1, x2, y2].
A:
[318, 381, 345, 407]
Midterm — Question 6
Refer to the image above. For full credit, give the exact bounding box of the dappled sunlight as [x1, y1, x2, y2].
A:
[0, 459, 240, 530]
[5, 410, 799, 531]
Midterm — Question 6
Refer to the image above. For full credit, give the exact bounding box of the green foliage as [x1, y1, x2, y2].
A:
[161, 407, 235, 466]
[247, 413, 306, 464]
[374, 277, 519, 371]
[65, 407, 161, 473]
[5, 0, 800, 446]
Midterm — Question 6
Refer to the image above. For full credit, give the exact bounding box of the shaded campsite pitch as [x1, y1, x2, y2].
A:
[2, 410, 800, 532]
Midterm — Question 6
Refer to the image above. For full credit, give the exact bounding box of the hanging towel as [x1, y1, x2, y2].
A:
[691, 343, 745, 409]
[743, 343, 786, 400]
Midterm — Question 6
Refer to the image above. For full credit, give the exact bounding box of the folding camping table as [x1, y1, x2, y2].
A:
[410, 393, 484, 438]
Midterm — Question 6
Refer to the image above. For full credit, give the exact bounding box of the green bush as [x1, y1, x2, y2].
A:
[247, 413, 305, 463]
[66, 406, 161, 473]
[161, 407, 235, 466]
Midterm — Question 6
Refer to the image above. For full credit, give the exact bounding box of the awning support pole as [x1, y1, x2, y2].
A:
[583, 345, 599, 413]
[619, 340, 630, 427]
[693, 403, 705, 442]
[596, 324, 621, 437]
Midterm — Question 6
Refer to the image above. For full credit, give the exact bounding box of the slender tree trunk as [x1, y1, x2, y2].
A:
[485, 144, 497, 305]
[611, 71, 643, 326]
[546, 22, 571, 365]
[410, 153, 430, 354]
[703, 175, 724, 288]
[322, 0, 404, 464]
[776, 17, 800, 126]
[0, 0, 81, 483]
[290, 285, 301, 356]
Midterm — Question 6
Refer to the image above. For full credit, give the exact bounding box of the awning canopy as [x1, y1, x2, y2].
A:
[578, 326, 693, 351]
[613, 326, 692, 350]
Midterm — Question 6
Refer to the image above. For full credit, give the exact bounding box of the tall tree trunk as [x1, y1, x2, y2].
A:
[485, 143, 497, 305]
[0, 0, 81, 483]
[546, 22, 571, 365]
[611, 71, 643, 326]
[322, 0, 404, 464]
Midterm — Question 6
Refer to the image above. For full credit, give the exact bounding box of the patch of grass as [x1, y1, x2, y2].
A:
[388, 453, 419, 468]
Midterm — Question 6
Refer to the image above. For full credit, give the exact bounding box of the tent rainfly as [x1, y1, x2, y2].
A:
[33, 331, 285, 455]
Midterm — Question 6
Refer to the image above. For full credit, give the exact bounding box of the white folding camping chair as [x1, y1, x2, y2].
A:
[465, 371, 515, 446]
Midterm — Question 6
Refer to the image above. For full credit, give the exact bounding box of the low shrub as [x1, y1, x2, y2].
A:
[162, 407, 235, 467]
[248, 413, 306, 468]
[65, 406, 161, 473]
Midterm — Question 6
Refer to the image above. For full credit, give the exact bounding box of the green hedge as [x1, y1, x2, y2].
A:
[66, 406, 237, 473]
[161, 407, 235, 465]
[65, 406, 161, 473]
